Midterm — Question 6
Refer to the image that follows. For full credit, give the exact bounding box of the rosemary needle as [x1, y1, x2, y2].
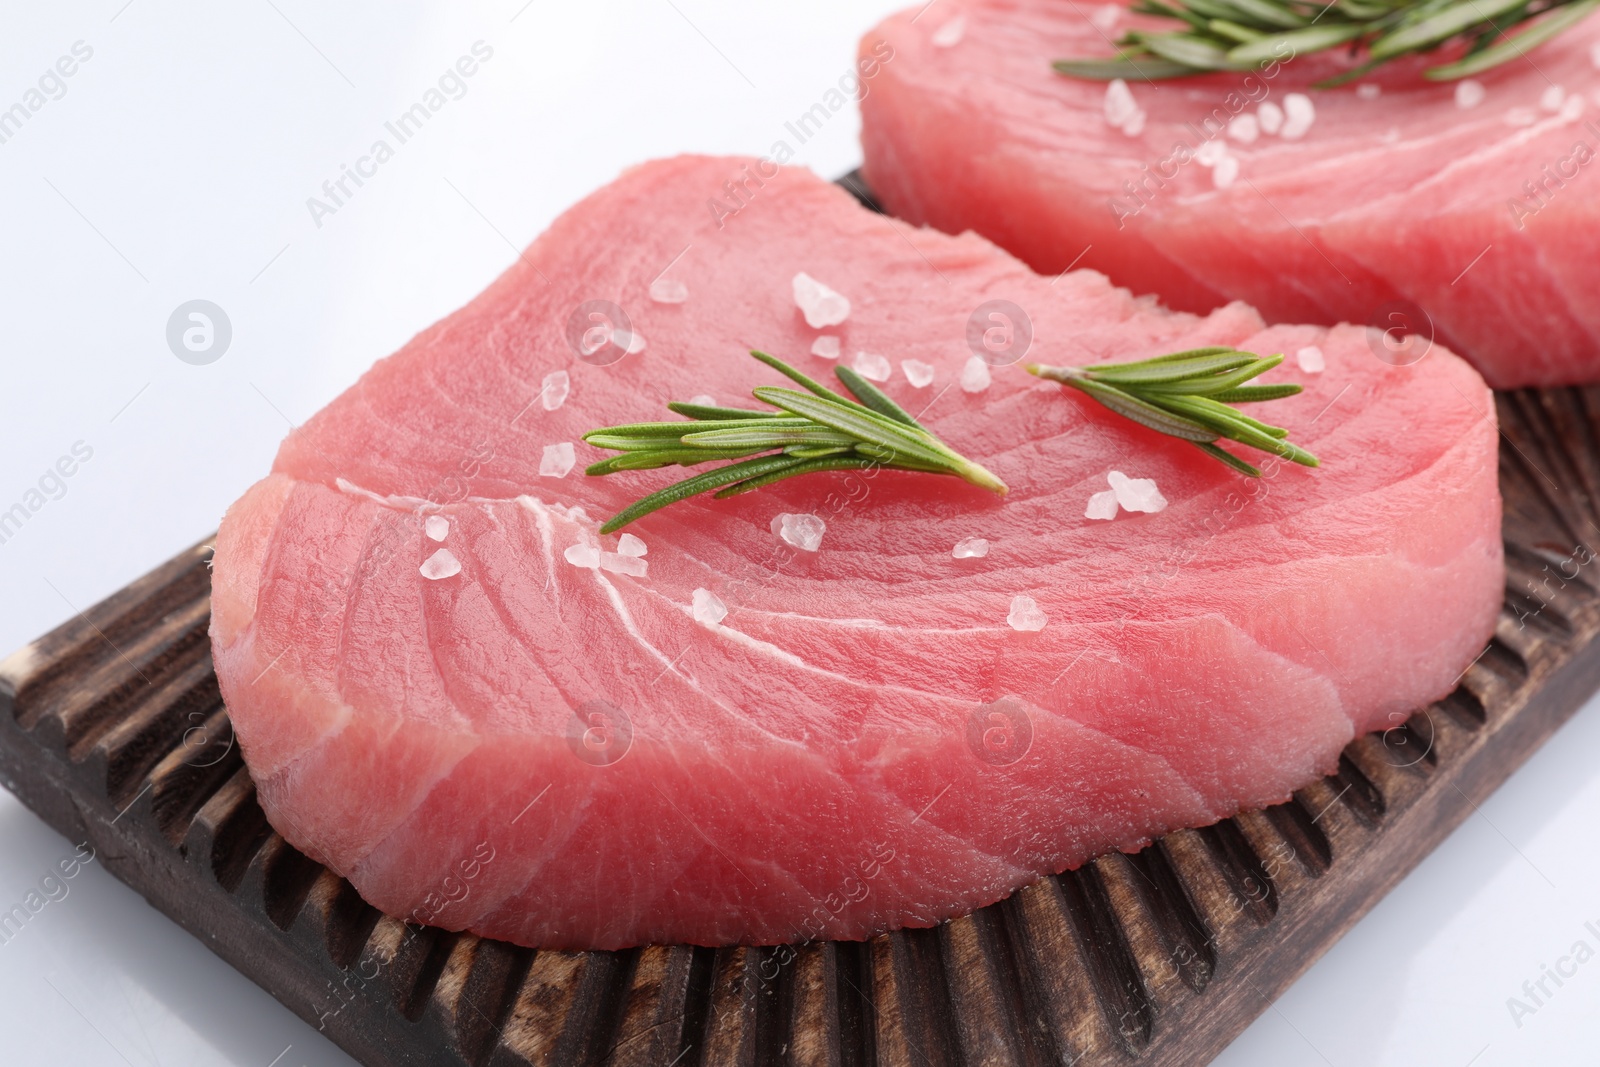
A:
[1026, 347, 1318, 476]
[583, 350, 1006, 533]
[1052, 0, 1600, 85]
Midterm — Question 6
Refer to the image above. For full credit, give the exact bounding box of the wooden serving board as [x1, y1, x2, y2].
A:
[5, 329, 1600, 1063]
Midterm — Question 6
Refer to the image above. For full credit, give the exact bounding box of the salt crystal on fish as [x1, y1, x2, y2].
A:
[1007, 595, 1048, 632]
[618, 533, 648, 557]
[1213, 155, 1240, 190]
[564, 543, 600, 569]
[1195, 138, 1227, 167]
[952, 537, 989, 559]
[541, 442, 575, 478]
[1104, 79, 1139, 130]
[960, 356, 991, 393]
[1280, 93, 1315, 139]
[420, 548, 461, 580]
[649, 278, 689, 304]
[542, 369, 570, 411]
[793, 272, 851, 328]
[1084, 489, 1119, 521]
[774, 512, 826, 552]
[1228, 114, 1259, 144]
[1296, 345, 1325, 373]
[692, 588, 728, 625]
[1455, 80, 1485, 109]
[1103, 81, 1145, 136]
[811, 336, 841, 360]
[854, 350, 892, 382]
[1561, 94, 1585, 120]
[931, 15, 966, 47]
[1108, 470, 1168, 513]
[690, 393, 716, 406]
[1257, 101, 1284, 134]
[1357, 84, 1381, 100]
[902, 359, 935, 388]
[600, 552, 648, 577]
[425, 515, 450, 542]
[1541, 85, 1566, 112]
[614, 329, 646, 355]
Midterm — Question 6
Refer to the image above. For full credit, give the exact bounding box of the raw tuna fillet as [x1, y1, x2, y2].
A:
[210, 154, 1503, 950]
[858, 0, 1600, 389]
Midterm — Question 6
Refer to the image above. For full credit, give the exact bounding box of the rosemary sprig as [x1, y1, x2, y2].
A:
[583, 351, 1007, 532]
[1026, 347, 1318, 476]
[1053, 0, 1600, 84]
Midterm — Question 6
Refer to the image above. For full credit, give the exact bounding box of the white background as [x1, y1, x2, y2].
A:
[0, 2, 1595, 1064]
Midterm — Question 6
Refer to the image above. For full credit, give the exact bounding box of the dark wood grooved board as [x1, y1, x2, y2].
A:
[5, 372, 1600, 1061]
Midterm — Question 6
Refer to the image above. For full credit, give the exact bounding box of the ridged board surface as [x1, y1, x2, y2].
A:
[3, 381, 1600, 1065]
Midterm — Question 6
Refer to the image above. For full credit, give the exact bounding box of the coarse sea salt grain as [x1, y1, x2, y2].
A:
[1357, 83, 1381, 100]
[649, 277, 689, 304]
[1228, 114, 1259, 144]
[960, 356, 992, 393]
[600, 552, 647, 577]
[1280, 93, 1315, 139]
[1456, 80, 1485, 109]
[854, 350, 892, 382]
[1542, 85, 1566, 112]
[1297, 345, 1325, 373]
[1085, 489, 1119, 521]
[793, 272, 851, 328]
[619, 329, 647, 355]
[811, 335, 841, 360]
[689, 393, 716, 406]
[420, 548, 461, 580]
[931, 15, 966, 47]
[540, 442, 575, 478]
[774, 512, 826, 552]
[902, 359, 935, 388]
[1257, 101, 1284, 135]
[617, 533, 647, 557]
[425, 514, 449, 542]
[952, 537, 990, 559]
[1195, 138, 1228, 167]
[1007, 595, 1048, 632]
[1108, 470, 1168, 513]
[1089, 3, 1120, 30]
[542, 369, 570, 411]
[1213, 155, 1240, 189]
[692, 588, 728, 625]
[1104, 79, 1145, 136]
[1104, 79, 1138, 128]
[564, 543, 600, 569]
[1562, 94, 1586, 120]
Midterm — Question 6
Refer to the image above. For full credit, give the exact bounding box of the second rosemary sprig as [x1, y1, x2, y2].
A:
[1026, 347, 1318, 476]
[584, 350, 1007, 532]
[1052, 0, 1600, 85]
